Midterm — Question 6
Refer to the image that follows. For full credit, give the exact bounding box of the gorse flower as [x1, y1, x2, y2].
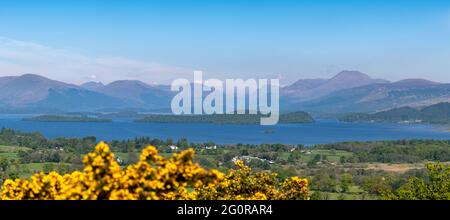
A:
[1, 142, 309, 200]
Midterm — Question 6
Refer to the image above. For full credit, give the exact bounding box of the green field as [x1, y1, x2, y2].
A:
[0, 145, 32, 160]
[0, 145, 32, 152]
[299, 149, 353, 163]
[312, 186, 379, 200]
[0, 145, 71, 178]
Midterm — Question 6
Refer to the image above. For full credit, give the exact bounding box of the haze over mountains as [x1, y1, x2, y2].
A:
[285, 71, 449, 114]
[0, 71, 449, 114]
[0, 74, 128, 112]
[282, 70, 389, 101]
[82, 80, 172, 110]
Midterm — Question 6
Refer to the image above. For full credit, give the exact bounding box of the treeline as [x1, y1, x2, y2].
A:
[0, 128, 97, 152]
[0, 127, 301, 171]
[23, 115, 112, 122]
[4, 127, 450, 165]
[135, 111, 315, 124]
[316, 139, 450, 163]
[339, 102, 450, 124]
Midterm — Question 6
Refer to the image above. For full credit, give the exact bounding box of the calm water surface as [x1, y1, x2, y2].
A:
[0, 114, 449, 145]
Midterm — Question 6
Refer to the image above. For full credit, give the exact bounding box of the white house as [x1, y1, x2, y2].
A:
[205, 145, 217, 150]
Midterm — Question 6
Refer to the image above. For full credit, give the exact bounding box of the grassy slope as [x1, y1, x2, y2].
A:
[0, 145, 32, 160]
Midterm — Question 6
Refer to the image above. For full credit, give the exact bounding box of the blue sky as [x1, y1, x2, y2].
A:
[0, 0, 450, 84]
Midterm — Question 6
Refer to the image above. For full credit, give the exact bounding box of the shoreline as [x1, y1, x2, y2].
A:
[432, 124, 450, 133]
[1, 115, 449, 145]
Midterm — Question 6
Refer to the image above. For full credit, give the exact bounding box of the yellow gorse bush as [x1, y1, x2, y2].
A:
[1, 142, 309, 200]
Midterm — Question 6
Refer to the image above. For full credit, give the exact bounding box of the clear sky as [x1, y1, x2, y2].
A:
[0, 0, 450, 85]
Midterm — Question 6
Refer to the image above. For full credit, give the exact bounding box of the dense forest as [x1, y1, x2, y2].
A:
[317, 139, 450, 163]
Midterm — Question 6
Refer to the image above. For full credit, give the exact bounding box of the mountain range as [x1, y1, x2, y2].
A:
[0, 71, 449, 114]
[282, 70, 389, 101]
[285, 71, 449, 114]
[0, 74, 172, 112]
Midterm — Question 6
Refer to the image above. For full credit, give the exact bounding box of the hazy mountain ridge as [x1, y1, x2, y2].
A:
[81, 81, 105, 91]
[0, 71, 449, 114]
[0, 74, 79, 106]
[282, 71, 449, 114]
[282, 78, 327, 95]
[290, 82, 450, 114]
[0, 75, 138, 112]
[282, 70, 390, 102]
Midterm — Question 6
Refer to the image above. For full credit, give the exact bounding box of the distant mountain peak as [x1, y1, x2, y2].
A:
[81, 81, 105, 91]
[20, 73, 44, 77]
[393, 79, 439, 87]
[18, 73, 50, 81]
[82, 81, 104, 86]
[330, 70, 390, 83]
[106, 80, 151, 88]
[317, 70, 389, 92]
[92, 79, 172, 109]
[281, 70, 391, 103]
[332, 70, 371, 79]
[0, 73, 78, 106]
